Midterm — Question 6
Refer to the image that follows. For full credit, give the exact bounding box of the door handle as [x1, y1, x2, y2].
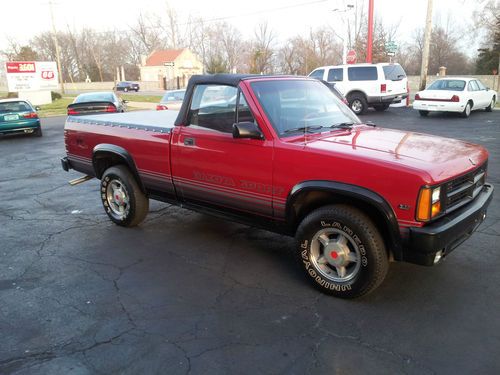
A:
[184, 137, 195, 146]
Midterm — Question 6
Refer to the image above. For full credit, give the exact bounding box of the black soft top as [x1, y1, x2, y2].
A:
[174, 74, 304, 125]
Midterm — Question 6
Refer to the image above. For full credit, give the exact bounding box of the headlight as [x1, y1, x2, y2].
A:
[417, 186, 441, 221]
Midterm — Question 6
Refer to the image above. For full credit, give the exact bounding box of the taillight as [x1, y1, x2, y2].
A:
[23, 112, 38, 119]
[451, 95, 459, 102]
[105, 105, 117, 112]
[380, 84, 386, 93]
[342, 98, 349, 106]
[156, 104, 168, 110]
[414, 93, 421, 100]
[67, 108, 79, 115]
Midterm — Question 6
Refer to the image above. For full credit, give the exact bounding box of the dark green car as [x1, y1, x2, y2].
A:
[0, 99, 42, 137]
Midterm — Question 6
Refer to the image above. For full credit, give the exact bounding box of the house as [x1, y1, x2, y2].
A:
[139, 49, 203, 89]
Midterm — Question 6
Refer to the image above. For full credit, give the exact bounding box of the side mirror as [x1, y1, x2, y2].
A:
[232, 121, 263, 140]
[486, 87, 490, 91]
[35, 106, 41, 111]
[123, 100, 129, 103]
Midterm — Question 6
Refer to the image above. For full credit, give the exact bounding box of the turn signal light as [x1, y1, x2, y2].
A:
[417, 187, 442, 221]
[414, 93, 421, 100]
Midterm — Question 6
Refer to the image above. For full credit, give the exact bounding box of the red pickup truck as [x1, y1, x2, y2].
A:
[61, 74, 493, 298]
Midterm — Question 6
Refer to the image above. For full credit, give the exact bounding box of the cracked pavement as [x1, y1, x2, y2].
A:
[1, 108, 499, 374]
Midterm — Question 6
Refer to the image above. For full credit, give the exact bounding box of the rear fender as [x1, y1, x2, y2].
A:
[92, 144, 145, 192]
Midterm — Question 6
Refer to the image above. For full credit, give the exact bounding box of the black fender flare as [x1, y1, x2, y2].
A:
[92, 144, 145, 192]
[286, 180, 403, 260]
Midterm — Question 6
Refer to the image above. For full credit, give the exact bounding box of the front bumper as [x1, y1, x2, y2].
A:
[402, 184, 494, 266]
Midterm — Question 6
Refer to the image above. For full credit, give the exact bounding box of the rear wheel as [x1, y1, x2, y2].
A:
[295, 204, 388, 298]
[348, 93, 368, 115]
[373, 104, 390, 112]
[34, 127, 43, 137]
[419, 110, 429, 117]
[461, 101, 472, 118]
[100, 165, 149, 227]
[485, 96, 496, 112]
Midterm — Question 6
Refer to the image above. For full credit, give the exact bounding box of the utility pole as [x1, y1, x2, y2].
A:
[49, 0, 65, 94]
[366, 0, 374, 63]
[419, 0, 433, 91]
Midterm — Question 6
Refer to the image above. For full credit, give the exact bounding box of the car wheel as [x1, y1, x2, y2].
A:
[485, 96, 496, 112]
[295, 204, 388, 298]
[101, 165, 149, 227]
[34, 127, 43, 137]
[419, 110, 429, 117]
[135, 89, 139, 92]
[348, 94, 368, 115]
[373, 104, 390, 112]
[460, 101, 472, 118]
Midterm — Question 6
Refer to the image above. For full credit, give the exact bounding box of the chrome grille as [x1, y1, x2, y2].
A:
[444, 162, 487, 213]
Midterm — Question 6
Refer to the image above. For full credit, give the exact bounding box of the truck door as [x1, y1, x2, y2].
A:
[171, 84, 274, 217]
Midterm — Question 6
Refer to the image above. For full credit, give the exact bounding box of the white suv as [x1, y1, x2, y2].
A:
[309, 63, 408, 115]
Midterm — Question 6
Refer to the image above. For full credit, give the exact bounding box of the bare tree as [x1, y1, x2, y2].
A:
[249, 22, 276, 74]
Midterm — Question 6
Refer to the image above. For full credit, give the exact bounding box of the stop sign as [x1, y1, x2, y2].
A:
[346, 50, 357, 64]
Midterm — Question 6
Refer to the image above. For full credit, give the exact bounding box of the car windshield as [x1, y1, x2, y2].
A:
[427, 80, 465, 91]
[75, 93, 115, 103]
[0, 101, 31, 113]
[251, 79, 360, 137]
[161, 90, 185, 102]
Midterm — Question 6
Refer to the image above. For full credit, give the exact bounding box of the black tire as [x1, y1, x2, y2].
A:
[135, 89, 139, 92]
[460, 101, 472, 118]
[419, 110, 429, 117]
[485, 96, 496, 112]
[100, 165, 149, 227]
[373, 104, 390, 112]
[295, 204, 388, 298]
[34, 127, 43, 137]
[347, 93, 368, 115]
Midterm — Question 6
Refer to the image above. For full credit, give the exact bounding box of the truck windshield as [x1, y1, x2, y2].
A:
[251, 79, 360, 137]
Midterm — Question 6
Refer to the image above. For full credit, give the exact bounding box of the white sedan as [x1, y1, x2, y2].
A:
[413, 77, 497, 118]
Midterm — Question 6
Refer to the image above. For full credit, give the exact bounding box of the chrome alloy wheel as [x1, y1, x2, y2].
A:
[106, 179, 130, 219]
[465, 102, 471, 116]
[351, 99, 363, 113]
[310, 228, 361, 282]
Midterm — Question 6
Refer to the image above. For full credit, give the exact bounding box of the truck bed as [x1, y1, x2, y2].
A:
[68, 110, 179, 133]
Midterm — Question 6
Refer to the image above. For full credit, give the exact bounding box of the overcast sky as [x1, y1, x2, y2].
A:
[1, 0, 480, 52]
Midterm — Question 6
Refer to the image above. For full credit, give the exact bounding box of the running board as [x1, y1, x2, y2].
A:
[68, 175, 94, 186]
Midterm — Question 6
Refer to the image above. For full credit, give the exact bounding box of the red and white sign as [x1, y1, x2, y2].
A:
[346, 50, 357, 64]
[5, 61, 59, 92]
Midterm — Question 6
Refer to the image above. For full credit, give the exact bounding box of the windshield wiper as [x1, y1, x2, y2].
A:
[329, 122, 355, 129]
[283, 125, 323, 134]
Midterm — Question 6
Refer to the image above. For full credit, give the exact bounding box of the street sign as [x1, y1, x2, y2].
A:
[385, 41, 398, 54]
[5, 61, 59, 92]
[163, 61, 175, 67]
[346, 50, 357, 64]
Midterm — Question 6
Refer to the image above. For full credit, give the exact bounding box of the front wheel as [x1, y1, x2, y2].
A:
[101, 165, 149, 227]
[485, 96, 496, 112]
[419, 110, 429, 117]
[295, 205, 388, 298]
[348, 94, 368, 115]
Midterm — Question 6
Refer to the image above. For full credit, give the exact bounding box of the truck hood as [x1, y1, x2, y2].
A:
[302, 126, 488, 183]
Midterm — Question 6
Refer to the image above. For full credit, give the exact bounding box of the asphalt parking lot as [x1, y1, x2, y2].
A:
[1, 107, 499, 374]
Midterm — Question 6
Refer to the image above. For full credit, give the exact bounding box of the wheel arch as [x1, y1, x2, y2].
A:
[346, 90, 367, 100]
[286, 180, 403, 260]
[92, 144, 145, 192]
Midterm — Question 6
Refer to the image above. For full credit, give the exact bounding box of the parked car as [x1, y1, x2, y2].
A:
[309, 63, 409, 115]
[413, 77, 497, 118]
[0, 99, 41, 137]
[61, 74, 493, 298]
[115, 81, 140, 92]
[156, 89, 186, 110]
[68, 92, 127, 115]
